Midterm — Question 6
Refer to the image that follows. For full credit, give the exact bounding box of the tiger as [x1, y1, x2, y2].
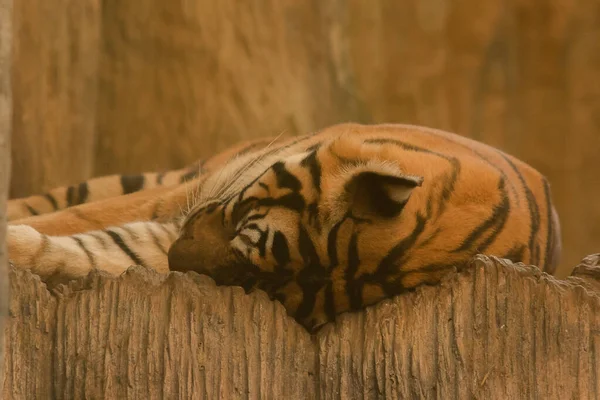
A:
[7, 123, 562, 332]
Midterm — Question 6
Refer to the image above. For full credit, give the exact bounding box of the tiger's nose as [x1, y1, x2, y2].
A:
[168, 237, 206, 273]
[168, 205, 236, 274]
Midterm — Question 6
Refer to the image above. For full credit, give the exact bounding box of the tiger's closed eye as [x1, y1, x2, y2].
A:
[231, 198, 260, 226]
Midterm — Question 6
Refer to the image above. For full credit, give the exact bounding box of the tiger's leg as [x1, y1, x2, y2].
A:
[7, 161, 203, 221]
[7, 178, 195, 283]
[8, 134, 280, 222]
[9, 178, 198, 236]
[8, 219, 180, 284]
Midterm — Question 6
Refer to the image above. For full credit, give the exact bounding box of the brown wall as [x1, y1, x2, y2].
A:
[10, 0, 600, 277]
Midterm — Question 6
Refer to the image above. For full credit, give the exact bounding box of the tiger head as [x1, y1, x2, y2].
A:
[167, 132, 504, 332]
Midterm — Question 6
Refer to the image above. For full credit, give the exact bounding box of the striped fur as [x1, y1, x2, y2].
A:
[7, 123, 562, 332]
[7, 162, 203, 221]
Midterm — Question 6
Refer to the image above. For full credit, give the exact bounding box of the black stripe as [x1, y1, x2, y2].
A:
[258, 182, 270, 193]
[89, 232, 109, 249]
[66, 186, 76, 207]
[345, 232, 363, 310]
[219, 197, 233, 226]
[294, 225, 327, 321]
[300, 150, 322, 193]
[378, 263, 453, 296]
[145, 224, 168, 255]
[326, 217, 347, 270]
[542, 179, 555, 270]
[272, 231, 290, 266]
[418, 227, 441, 248]
[105, 229, 147, 267]
[44, 193, 59, 210]
[72, 236, 96, 269]
[257, 228, 269, 258]
[413, 129, 519, 199]
[435, 158, 461, 216]
[475, 184, 511, 252]
[25, 204, 39, 216]
[226, 137, 320, 209]
[205, 202, 219, 214]
[499, 153, 540, 265]
[254, 267, 294, 297]
[307, 203, 320, 231]
[121, 225, 141, 241]
[451, 179, 510, 253]
[156, 172, 165, 185]
[66, 182, 89, 207]
[376, 213, 427, 280]
[77, 182, 89, 204]
[272, 162, 302, 191]
[237, 210, 270, 227]
[121, 175, 145, 195]
[403, 263, 457, 275]
[240, 222, 261, 233]
[231, 198, 257, 226]
[235, 136, 321, 202]
[385, 263, 456, 294]
[237, 233, 255, 247]
[271, 230, 295, 290]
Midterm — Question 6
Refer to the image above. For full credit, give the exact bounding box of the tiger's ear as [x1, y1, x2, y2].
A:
[343, 169, 423, 219]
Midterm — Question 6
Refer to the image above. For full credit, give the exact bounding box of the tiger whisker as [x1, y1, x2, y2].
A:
[207, 133, 287, 202]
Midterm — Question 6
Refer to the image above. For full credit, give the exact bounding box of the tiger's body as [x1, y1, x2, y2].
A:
[7, 123, 561, 331]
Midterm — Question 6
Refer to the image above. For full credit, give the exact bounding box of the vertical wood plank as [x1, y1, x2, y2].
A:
[10, 0, 100, 197]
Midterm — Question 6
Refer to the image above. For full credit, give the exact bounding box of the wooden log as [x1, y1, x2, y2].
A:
[4, 255, 600, 398]
[0, 0, 13, 387]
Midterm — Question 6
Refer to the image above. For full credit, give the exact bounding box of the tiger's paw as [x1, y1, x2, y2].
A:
[7, 224, 89, 283]
[7, 225, 43, 269]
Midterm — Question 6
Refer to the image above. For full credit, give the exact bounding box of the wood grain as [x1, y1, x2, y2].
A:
[4, 255, 600, 398]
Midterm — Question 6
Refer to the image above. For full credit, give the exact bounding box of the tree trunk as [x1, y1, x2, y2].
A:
[4, 255, 600, 399]
[0, 0, 13, 389]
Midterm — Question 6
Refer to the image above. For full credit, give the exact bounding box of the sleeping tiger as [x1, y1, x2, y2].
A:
[7, 123, 562, 332]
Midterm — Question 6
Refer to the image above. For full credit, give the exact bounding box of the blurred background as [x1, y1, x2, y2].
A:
[8, 0, 600, 277]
